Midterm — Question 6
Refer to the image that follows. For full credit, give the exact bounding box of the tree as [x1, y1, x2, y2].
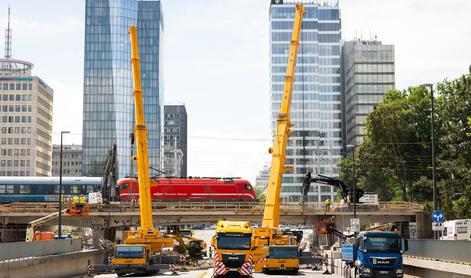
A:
[254, 188, 266, 202]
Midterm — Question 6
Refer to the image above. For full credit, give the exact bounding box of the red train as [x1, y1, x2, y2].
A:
[117, 177, 257, 202]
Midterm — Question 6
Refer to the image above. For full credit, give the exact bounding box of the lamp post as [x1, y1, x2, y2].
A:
[346, 144, 357, 229]
[58, 131, 70, 239]
[420, 83, 437, 211]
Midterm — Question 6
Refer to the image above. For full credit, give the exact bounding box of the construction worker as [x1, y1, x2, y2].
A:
[346, 193, 352, 209]
[80, 194, 87, 204]
[72, 195, 79, 205]
[324, 198, 332, 212]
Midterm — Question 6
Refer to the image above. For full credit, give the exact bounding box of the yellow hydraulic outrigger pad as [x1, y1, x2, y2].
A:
[262, 4, 304, 229]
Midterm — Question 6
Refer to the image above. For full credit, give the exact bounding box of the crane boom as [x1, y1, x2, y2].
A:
[262, 4, 304, 228]
[129, 26, 153, 232]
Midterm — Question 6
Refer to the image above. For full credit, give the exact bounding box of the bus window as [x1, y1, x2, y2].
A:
[19, 185, 31, 194]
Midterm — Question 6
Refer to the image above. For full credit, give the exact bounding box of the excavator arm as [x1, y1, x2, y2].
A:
[301, 172, 364, 203]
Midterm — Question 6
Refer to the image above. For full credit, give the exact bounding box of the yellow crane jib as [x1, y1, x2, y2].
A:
[252, 4, 304, 274]
[262, 4, 303, 229]
[129, 25, 154, 234]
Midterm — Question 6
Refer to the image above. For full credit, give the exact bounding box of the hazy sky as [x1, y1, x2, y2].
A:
[1, 0, 470, 182]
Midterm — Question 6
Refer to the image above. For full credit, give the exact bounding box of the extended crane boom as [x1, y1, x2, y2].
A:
[89, 26, 175, 277]
[252, 4, 305, 274]
[262, 4, 303, 229]
[129, 26, 154, 232]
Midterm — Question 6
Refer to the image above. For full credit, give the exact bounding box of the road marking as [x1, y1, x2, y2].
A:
[198, 270, 211, 278]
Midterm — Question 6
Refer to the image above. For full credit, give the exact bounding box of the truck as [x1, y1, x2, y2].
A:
[211, 221, 253, 277]
[441, 219, 471, 240]
[341, 231, 408, 278]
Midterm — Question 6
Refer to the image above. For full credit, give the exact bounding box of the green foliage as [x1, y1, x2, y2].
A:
[254, 188, 266, 202]
[339, 67, 471, 218]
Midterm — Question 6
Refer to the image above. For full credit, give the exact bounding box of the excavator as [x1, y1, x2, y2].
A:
[165, 226, 207, 259]
[90, 25, 177, 276]
[302, 173, 364, 204]
[251, 4, 307, 274]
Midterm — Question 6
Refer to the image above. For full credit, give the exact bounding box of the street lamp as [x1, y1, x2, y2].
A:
[420, 83, 437, 211]
[58, 131, 70, 239]
[346, 145, 357, 221]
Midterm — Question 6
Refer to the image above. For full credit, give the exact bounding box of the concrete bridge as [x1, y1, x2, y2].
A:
[0, 201, 430, 241]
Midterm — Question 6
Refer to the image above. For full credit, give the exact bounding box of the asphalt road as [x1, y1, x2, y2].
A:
[94, 269, 342, 278]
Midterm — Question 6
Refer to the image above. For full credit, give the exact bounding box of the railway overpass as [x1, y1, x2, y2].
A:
[0, 201, 429, 242]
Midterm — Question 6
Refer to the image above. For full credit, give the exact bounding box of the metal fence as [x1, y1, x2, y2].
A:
[406, 239, 471, 263]
[0, 238, 81, 261]
[1, 201, 424, 214]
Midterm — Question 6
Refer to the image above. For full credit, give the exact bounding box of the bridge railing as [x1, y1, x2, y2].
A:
[0, 201, 424, 214]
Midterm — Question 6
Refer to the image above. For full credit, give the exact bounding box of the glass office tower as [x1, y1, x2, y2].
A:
[82, 0, 164, 178]
[342, 39, 395, 147]
[270, 0, 341, 202]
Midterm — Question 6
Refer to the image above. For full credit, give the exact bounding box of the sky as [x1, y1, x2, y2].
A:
[0, 0, 470, 183]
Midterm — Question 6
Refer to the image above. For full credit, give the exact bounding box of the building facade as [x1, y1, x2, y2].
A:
[52, 145, 82, 176]
[163, 104, 187, 177]
[254, 164, 270, 193]
[0, 8, 53, 177]
[342, 39, 395, 147]
[270, 0, 341, 202]
[82, 0, 164, 178]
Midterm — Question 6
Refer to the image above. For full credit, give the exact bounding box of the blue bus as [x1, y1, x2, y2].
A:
[0, 177, 102, 203]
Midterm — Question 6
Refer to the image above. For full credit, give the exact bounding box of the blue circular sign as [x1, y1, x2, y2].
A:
[432, 210, 445, 223]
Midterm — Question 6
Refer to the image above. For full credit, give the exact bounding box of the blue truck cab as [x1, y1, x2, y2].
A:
[341, 231, 408, 278]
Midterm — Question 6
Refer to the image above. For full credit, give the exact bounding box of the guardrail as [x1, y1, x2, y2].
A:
[0, 201, 424, 214]
[407, 239, 471, 264]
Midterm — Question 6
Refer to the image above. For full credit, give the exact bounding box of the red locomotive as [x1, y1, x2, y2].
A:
[117, 177, 257, 202]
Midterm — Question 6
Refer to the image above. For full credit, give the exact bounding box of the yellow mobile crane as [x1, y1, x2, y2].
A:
[90, 26, 175, 276]
[252, 4, 304, 274]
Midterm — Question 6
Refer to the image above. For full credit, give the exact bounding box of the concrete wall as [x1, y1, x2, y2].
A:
[0, 239, 81, 260]
[0, 249, 104, 278]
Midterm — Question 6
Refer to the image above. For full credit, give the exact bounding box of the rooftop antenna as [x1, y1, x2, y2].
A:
[5, 5, 12, 59]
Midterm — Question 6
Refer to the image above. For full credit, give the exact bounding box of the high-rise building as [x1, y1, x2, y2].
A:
[270, 0, 341, 203]
[82, 0, 164, 178]
[342, 39, 395, 147]
[163, 104, 187, 177]
[0, 7, 54, 177]
[52, 145, 82, 177]
[254, 164, 270, 193]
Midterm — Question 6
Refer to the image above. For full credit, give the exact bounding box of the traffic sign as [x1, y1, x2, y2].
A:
[432, 222, 444, 231]
[350, 218, 360, 233]
[432, 210, 445, 223]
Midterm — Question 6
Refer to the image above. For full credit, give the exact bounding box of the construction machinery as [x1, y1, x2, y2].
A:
[302, 173, 364, 204]
[251, 4, 305, 274]
[165, 226, 207, 259]
[25, 209, 68, 242]
[90, 25, 176, 276]
[211, 221, 253, 277]
[101, 143, 118, 204]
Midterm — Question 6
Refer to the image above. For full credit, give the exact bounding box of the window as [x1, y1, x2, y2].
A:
[9, 84, 14, 90]
[16, 94, 21, 101]
[22, 84, 27, 90]
[20, 185, 31, 194]
[16, 84, 21, 90]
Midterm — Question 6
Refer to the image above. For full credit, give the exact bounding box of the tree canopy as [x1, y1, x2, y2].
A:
[339, 67, 471, 218]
